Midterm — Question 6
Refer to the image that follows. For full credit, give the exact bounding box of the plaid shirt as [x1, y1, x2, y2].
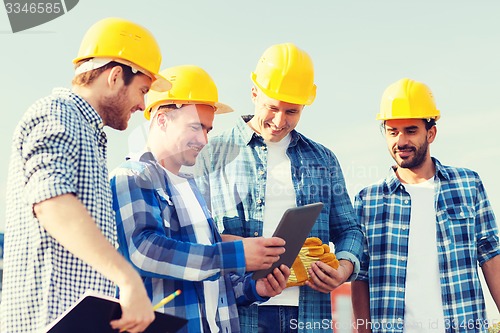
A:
[354, 158, 500, 333]
[110, 150, 267, 333]
[195, 115, 364, 333]
[1, 88, 116, 333]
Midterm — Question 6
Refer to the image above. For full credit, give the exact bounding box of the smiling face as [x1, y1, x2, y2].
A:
[384, 118, 436, 170]
[248, 87, 304, 142]
[157, 104, 214, 173]
[99, 68, 151, 131]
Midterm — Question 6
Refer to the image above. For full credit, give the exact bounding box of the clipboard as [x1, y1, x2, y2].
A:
[44, 291, 187, 333]
[252, 202, 324, 280]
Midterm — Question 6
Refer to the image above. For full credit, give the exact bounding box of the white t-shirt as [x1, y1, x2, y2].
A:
[166, 169, 220, 332]
[403, 177, 445, 332]
[260, 134, 300, 306]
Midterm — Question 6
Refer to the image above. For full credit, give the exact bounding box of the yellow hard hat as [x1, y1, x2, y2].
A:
[144, 65, 233, 120]
[251, 43, 316, 105]
[73, 17, 171, 92]
[377, 78, 440, 121]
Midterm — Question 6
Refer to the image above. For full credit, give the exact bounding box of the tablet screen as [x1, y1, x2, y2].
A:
[252, 202, 324, 280]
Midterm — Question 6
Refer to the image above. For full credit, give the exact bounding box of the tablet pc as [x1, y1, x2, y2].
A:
[252, 202, 324, 280]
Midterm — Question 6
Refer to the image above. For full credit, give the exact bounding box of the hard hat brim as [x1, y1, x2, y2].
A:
[214, 102, 233, 114]
[150, 73, 172, 92]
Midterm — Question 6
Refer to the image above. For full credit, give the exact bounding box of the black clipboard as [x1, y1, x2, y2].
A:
[252, 202, 324, 280]
[44, 291, 187, 333]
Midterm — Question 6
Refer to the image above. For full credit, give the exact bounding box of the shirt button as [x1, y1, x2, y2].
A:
[404, 200, 409, 204]
[260, 146, 266, 150]
[400, 256, 406, 261]
[254, 232, 259, 237]
[258, 170, 265, 175]
[256, 199, 262, 204]
[402, 226, 407, 231]
[398, 287, 404, 292]
[460, 211, 465, 217]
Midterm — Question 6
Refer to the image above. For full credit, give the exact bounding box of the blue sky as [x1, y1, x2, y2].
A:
[1, 0, 499, 319]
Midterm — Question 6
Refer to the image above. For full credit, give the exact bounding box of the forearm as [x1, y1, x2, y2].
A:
[329, 196, 364, 272]
[221, 234, 244, 241]
[34, 193, 141, 289]
[351, 280, 372, 333]
[481, 254, 500, 311]
[125, 229, 245, 280]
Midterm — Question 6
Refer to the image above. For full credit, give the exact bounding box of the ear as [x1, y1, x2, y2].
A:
[251, 86, 258, 104]
[427, 125, 437, 144]
[156, 112, 169, 130]
[106, 66, 124, 89]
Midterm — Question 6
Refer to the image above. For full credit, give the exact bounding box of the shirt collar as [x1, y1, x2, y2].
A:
[385, 157, 447, 194]
[53, 88, 104, 131]
[236, 115, 301, 147]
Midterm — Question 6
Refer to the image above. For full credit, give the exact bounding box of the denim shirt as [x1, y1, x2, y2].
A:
[195, 115, 363, 333]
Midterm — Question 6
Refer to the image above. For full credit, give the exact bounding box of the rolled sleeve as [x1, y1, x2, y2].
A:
[23, 114, 78, 208]
[475, 178, 500, 265]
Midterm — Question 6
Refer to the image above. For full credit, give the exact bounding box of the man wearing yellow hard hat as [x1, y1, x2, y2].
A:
[196, 43, 364, 332]
[110, 65, 291, 333]
[1, 17, 169, 333]
[352, 78, 500, 332]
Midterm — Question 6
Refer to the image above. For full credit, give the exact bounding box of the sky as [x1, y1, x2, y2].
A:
[1, 0, 499, 319]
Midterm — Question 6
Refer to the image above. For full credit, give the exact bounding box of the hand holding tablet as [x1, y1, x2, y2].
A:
[252, 202, 324, 280]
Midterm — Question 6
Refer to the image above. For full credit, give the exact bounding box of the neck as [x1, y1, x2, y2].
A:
[395, 157, 435, 184]
[147, 141, 181, 175]
[160, 159, 180, 175]
[247, 117, 260, 135]
[72, 85, 102, 118]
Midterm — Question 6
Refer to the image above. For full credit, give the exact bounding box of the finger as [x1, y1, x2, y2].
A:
[275, 266, 288, 289]
[308, 264, 339, 293]
[258, 278, 274, 294]
[268, 236, 286, 246]
[110, 318, 148, 333]
[308, 264, 330, 289]
[305, 280, 330, 294]
[265, 271, 279, 289]
[261, 255, 281, 266]
[110, 319, 135, 332]
[264, 247, 286, 257]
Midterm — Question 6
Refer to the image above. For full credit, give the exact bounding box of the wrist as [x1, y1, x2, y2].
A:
[338, 259, 354, 282]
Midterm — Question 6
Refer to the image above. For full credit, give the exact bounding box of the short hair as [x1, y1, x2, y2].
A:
[72, 61, 137, 87]
[423, 118, 436, 130]
[380, 118, 437, 133]
[149, 104, 183, 131]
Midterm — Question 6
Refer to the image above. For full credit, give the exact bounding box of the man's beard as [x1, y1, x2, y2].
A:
[99, 86, 130, 131]
[393, 141, 428, 169]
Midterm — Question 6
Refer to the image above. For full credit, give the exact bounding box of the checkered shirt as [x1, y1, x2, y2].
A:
[354, 158, 500, 333]
[195, 115, 364, 333]
[110, 150, 267, 333]
[1, 88, 116, 333]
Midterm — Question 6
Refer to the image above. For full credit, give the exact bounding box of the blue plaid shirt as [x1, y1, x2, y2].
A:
[195, 116, 364, 333]
[110, 151, 267, 333]
[354, 158, 500, 333]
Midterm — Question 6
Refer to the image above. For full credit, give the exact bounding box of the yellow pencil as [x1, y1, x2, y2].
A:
[120, 290, 182, 332]
[153, 289, 182, 310]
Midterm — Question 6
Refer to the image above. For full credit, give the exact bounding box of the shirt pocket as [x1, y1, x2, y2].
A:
[300, 165, 330, 203]
[441, 205, 475, 246]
